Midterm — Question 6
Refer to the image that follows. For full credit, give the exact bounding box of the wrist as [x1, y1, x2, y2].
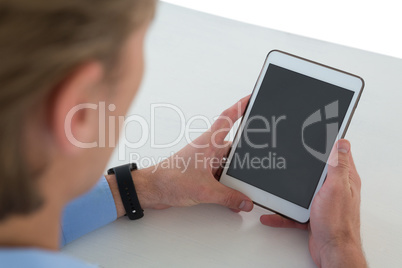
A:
[130, 166, 159, 210]
[320, 240, 367, 268]
[105, 173, 126, 218]
[106, 165, 161, 218]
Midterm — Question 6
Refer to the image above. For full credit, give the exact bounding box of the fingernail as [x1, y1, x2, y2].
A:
[337, 140, 350, 154]
[239, 200, 253, 212]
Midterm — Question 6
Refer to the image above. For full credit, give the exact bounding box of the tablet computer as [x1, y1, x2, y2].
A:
[220, 50, 364, 223]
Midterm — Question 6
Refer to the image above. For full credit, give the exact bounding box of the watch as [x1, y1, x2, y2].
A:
[107, 163, 144, 220]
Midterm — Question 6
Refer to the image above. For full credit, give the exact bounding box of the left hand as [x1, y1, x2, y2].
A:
[132, 96, 254, 212]
[259, 140, 366, 267]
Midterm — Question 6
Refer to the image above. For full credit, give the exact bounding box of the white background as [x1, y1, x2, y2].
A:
[65, 4, 402, 266]
[162, 0, 402, 59]
[64, 3, 402, 267]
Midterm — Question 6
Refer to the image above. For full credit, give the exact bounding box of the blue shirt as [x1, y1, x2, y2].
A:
[0, 176, 116, 267]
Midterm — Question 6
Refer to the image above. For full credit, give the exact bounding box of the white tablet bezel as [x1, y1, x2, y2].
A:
[220, 50, 364, 223]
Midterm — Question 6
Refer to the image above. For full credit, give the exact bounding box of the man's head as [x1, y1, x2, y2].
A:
[0, 0, 156, 221]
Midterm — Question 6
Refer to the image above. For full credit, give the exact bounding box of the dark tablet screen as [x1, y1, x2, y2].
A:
[226, 64, 354, 208]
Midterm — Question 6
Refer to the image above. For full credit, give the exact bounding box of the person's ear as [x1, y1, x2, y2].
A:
[48, 61, 105, 154]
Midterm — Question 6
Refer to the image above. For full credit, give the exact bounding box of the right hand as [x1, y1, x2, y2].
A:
[260, 140, 367, 267]
[118, 96, 254, 212]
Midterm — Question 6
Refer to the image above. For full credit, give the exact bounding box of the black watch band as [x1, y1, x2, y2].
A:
[107, 163, 144, 220]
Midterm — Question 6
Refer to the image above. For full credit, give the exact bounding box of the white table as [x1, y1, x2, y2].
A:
[62, 3, 402, 267]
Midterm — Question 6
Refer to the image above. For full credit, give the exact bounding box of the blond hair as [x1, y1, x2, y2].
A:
[0, 0, 156, 221]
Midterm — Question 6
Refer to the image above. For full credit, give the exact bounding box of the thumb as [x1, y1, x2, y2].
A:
[212, 183, 254, 212]
[327, 139, 351, 185]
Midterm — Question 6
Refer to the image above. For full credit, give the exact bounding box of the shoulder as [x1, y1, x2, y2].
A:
[0, 248, 97, 268]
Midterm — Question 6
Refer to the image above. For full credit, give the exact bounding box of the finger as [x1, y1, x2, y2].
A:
[211, 141, 232, 177]
[208, 182, 254, 212]
[349, 150, 357, 172]
[214, 140, 232, 160]
[210, 95, 250, 143]
[348, 150, 359, 179]
[260, 214, 308, 230]
[334, 142, 361, 191]
[326, 139, 351, 188]
[348, 151, 362, 191]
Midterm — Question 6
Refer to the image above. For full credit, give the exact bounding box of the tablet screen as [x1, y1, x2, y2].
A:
[226, 64, 354, 208]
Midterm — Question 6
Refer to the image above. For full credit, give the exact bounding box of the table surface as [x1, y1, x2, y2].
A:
[63, 3, 402, 267]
